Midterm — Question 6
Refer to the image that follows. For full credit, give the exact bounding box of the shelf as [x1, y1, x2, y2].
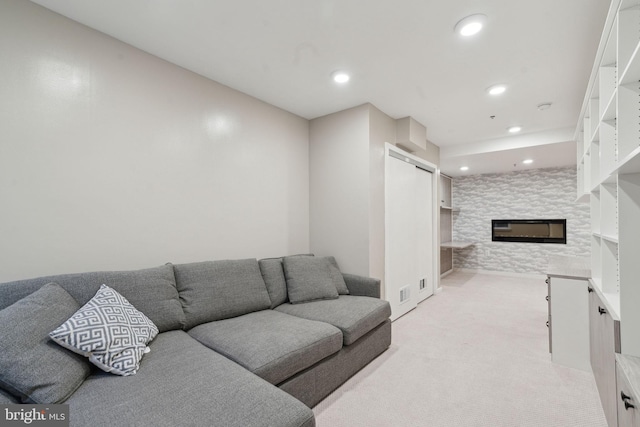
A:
[600, 91, 617, 122]
[602, 238, 620, 295]
[600, 119, 617, 177]
[591, 191, 601, 234]
[616, 146, 640, 174]
[600, 182, 618, 238]
[575, 192, 590, 203]
[619, 3, 640, 85]
[440, 241, 474, 249]
[602, 173, 617, 184]
[440, 206, 460, 212]
[599, 67, 617, 122]
[590, 98, 600, 138]
[601, 234, 619, 244]
[591, 140, 601, 189]
[584, 117, 592, 153]
[617, 82, 640, 161]
[620, 41, 640, 84]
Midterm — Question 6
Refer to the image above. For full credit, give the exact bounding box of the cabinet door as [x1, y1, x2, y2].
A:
[549, 277, 589, 371]
[439, 174, 452, 208]
[590, 288, 620, 427]
[546, 277, 551, 353]
[617, 361, 640, 427]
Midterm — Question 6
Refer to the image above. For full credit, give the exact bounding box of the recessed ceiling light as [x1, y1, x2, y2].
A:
[523, 159, 534, 164]
[460, 166, 469, 171]
[331, 71, 350, 84]
[508, 126, 522, 133]
[487, 84, 507, 96]
[454, 14, 487, 37]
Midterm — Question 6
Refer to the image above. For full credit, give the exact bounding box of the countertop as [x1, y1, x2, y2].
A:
[546, 255, 591, 279]
[440, 241, 474, 249]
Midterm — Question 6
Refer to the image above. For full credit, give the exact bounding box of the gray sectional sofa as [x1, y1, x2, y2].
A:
[0, 255, 391, 427]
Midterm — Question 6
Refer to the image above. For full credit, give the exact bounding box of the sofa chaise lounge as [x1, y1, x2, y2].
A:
[0, 255, 392, 427]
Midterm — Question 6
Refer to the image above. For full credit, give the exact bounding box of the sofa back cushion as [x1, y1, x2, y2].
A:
[0, 283, 91, 403]
[325, 256, 350, 295]
[258, 254, 317, 308]
[258, 258, 289, 308]
[0, 265, 185, 333]
[173, 259, 271, 329]
[283, 256, 339, 304]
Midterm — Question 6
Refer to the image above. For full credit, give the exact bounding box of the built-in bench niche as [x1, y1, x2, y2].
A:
[491, 219, 566, 244]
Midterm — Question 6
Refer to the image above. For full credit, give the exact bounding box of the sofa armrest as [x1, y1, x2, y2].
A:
[342, 273, 381, 298]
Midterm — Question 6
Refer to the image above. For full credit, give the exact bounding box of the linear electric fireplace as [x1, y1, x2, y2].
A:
[491, 219, 566, 244]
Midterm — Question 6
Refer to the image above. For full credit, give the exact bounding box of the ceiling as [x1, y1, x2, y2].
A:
[31, 0, 610, 176]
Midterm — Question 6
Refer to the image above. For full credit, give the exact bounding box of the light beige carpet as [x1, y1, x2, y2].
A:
[313, 271, 607, 427]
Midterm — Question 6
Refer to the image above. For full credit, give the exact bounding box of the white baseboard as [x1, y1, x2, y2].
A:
[455, 268, 546, 280]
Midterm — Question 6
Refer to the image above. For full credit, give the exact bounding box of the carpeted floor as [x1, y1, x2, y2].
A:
[313, 271, 607, 427]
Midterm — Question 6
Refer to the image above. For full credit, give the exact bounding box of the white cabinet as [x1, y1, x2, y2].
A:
[546, 276, 590, 371]
[576, 0, 640, 359]
[589, 285, 621, 427]
[617, 354, 640, 427]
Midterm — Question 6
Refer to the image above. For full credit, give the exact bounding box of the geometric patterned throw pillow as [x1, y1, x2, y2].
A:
[49, 284, 159, 376]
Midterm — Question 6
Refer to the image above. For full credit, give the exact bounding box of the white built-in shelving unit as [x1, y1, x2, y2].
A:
[576, 0, 640, 357]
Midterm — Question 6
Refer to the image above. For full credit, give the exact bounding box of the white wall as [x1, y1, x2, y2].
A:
[0, 0, 309, 281]
[309, 103, 440, 297]
[309, 105, 371, 276]
[452, 167, 590, 274]
[368, 105, 395, 289]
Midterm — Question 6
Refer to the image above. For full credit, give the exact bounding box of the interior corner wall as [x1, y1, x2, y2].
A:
[0, 0, 309, 282]
[368, 105, 396, 290]
[309, 105, 371, 276]
[452, 167, 590, 274]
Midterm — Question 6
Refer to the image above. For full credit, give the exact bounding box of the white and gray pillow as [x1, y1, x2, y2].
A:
[49, 284, 158, 376]
[0, 283, 91, 403]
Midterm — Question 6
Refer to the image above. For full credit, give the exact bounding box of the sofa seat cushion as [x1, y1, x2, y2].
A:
[0, 389, 17, 404]
[275, 295, 392, 346]
[188, 310, 342, 385]
[65, 330, 315, 427]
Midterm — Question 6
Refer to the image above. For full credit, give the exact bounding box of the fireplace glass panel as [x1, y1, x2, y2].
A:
[491, 219, 566, 244]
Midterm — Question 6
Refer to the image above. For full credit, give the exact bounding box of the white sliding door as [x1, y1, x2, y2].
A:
[415, 168, 434, 302]
[385, 144, 436, 321]
[385, 155, 418, 320]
